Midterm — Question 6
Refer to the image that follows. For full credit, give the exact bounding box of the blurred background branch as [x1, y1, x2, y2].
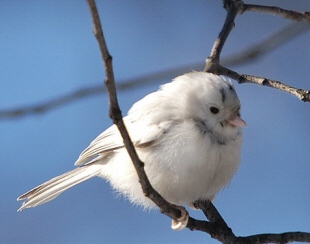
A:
[1, 21, 309, 120]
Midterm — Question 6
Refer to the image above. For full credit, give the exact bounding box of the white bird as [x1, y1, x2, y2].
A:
[17, 72, 246, 230]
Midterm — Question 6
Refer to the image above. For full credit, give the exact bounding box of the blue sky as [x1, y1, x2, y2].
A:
[1, 1, 310, 243]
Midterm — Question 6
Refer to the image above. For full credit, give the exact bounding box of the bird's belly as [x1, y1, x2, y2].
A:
[144, 140, 240, 206]
[99, 122, 241, 209]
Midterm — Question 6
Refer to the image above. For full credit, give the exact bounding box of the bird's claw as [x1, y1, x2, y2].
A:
[171, 206, 189, 231]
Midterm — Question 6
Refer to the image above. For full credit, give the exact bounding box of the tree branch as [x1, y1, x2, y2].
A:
[205, 0, 310, 102]
[205, 0, 241, 67]
[193, 200, 310, 244]
[241, 3, 310, 23]
[211, 65, 310, 102]
[238, 232, 310, 244]
[86, 0, 185, 225]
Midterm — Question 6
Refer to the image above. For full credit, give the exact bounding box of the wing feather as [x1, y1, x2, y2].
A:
[75, 89, 180, 166]
[74, 117, 175, 166]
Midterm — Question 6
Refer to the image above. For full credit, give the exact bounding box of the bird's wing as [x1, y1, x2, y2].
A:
[75, 89, 181, 166]
[74, 116, 174, 166]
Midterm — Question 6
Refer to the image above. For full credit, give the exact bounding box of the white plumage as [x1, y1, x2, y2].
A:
[17, 72, 246, 229]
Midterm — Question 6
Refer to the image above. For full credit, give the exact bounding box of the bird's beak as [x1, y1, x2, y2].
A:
[227, 114, 247, 127]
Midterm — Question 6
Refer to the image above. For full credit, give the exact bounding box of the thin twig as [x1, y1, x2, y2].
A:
[218, 65, 310, 102]
[241, 3, 310, 23]
[86, 0, 184, 224]
[205, 0, 240, 69]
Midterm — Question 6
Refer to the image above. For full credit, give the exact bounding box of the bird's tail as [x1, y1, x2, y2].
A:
[17, 164, 102, 211]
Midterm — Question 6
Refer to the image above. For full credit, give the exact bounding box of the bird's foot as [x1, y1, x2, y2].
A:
[171, 206, 189, 231]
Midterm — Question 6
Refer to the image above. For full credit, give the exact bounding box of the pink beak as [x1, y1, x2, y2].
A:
[227, 115, 247, 127]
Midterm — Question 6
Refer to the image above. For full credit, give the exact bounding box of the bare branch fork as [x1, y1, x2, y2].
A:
[87, 0, 310, 243]
[205, 0, 310, 102]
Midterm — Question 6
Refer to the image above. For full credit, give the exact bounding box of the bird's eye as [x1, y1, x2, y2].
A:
[210, 107, 219, 114]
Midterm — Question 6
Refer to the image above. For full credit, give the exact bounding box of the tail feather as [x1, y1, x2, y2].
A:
[17, 164, 102, 211]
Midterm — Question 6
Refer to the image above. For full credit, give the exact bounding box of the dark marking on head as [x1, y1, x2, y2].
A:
[220, 87, 226, 103]
[228, 84, 234, 91]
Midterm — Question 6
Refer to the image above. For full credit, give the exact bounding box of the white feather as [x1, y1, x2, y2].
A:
[17, 72, 245, 211]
